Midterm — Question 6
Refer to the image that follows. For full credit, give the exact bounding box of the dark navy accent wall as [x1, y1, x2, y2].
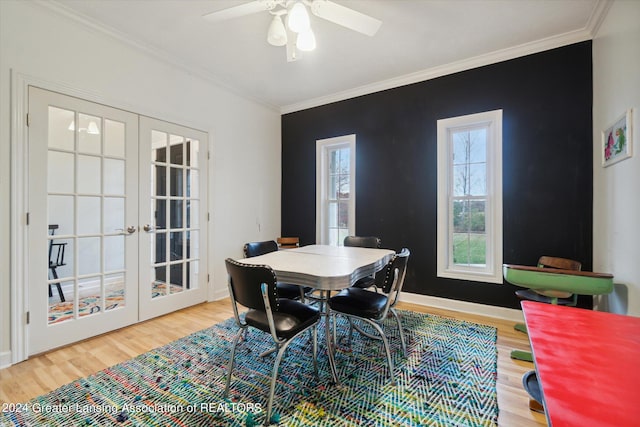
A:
[281, 41, 593, 309]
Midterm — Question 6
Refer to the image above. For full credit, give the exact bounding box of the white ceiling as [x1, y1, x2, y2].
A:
[48, 0, 607, 112]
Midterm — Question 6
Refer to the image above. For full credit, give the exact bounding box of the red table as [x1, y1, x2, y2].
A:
[522, 301, 640, 427]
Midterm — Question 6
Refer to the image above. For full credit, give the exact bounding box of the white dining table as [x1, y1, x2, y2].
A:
[237, 244, 395, 290]
[235, 244, 395, 384]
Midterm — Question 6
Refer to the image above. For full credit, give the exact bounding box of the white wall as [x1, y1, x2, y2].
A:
[593, 0, 640, 316]
[0, 1, 282, 361]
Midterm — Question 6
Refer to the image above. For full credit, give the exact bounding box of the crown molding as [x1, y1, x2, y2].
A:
[34, 0, 280, 112]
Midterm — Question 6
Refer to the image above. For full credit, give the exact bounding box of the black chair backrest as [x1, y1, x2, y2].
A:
[344, 236, 381, 248]
[225, 258, 279, 312]
[243, 240, 279, 258]
[376, 248, 410, 294]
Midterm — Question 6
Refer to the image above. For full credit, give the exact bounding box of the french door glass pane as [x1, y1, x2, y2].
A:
[104, 119, 125, 157]
[48, 151, 74, 193]
[78, 114, 101, 154]
[77, 155, 101, 194]
[77, 197, 101, 235]
[48, 107, 75, 151]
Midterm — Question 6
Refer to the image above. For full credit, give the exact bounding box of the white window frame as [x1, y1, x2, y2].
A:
[437, 110, 503, 283]
[316, 135, 356, 245]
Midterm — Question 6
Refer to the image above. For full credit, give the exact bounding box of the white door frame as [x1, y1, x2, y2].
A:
[9, 70, 211, 364]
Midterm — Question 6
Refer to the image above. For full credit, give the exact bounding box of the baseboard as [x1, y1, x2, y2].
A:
[210, 287, 229, 302]
[0, 350, 12, 369]
[399, 291, 524, 323]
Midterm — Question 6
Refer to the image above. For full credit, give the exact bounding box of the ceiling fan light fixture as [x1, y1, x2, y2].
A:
[288, 2, 310, 33]
[296, 27, 316, 52]
[267, 14, 287, 46]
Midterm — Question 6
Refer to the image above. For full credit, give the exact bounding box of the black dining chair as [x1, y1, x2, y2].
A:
[343, 235, 382, 290]
[224, 258, 320, 423]
[244, 240, 312, 301]
[328, 248, 410, 385]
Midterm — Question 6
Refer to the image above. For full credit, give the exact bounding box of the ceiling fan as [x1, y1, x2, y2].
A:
[203, 0, 382, 62]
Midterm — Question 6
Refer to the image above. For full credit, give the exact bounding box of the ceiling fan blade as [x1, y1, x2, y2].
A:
[310, 0, 382, 36]
[202, 0, 278, 23]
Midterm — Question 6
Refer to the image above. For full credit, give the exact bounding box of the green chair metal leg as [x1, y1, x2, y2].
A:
[514, 323, 528, 334]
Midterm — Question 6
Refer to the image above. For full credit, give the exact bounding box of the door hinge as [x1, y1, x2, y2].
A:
[26, 212, 30, 225]
[26, 311, 30, 325]
[207, 274, 210, 283]
[208, 151, 210, 160]
[26, 113, 30, 127]
[207, 212, 210, 222]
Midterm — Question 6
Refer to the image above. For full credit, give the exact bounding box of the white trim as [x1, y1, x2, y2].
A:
[10, 71, 30, 364]
[436, 110, 503, 284]
[315, 135, 356, 245]
[0, 351, 11, 370]
[399, 291, 524, 323]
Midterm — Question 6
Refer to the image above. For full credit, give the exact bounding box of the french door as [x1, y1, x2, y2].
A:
[27, 87, 207, 355]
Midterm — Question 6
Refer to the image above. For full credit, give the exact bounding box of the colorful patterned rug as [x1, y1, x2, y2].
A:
[2, 310, 498, 426]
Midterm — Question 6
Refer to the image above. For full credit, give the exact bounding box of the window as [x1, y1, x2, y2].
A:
[437, 110, 503, 283]
[316, 135, 356, 246]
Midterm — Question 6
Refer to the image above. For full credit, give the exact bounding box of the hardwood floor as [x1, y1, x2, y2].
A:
[0, 299, 547, 426]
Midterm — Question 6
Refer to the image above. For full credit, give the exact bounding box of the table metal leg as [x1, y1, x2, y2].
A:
[322, 290, 340, 385]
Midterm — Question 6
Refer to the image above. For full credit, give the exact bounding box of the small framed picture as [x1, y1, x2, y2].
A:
[602, 109, 633, 167]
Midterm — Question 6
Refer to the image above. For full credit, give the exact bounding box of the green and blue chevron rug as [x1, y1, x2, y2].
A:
[1, 310, 498, 426]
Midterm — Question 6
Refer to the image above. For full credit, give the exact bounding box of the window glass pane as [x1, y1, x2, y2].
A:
[187, 260, 199, 289]
[77, 196, 101, 235]
[104, 197, 125, 234]
[338, 148, 350, 172]
[78, 113, 102, 154]
[170, 167, 183, 197]
[170, 231, 184, 261]
[338, 174, 350, 199]
[186, 139, 199, 168]
[170, 263, 184, 290]
[104, 119, 125, 157]
[187, 200, 199, 229]
[48, 238, 73, 280]
[154, 199, 167, 230]
[104, 235, 125, 271]
[48, 195, 74, 235]
[329, 175, 338, 200]
[468, 163, 486, 195]
[152, 131, 167, 162]
[78, 276, 101, 318]
[48, 107, 75, 151]
[105, 273, 125, 311]
[78, 114, 101, 154]
[48, 151, 75, 193]
[77, 155, 101, 194]
[187, 169, 199, 198]
[154, 232, 167, 264]
[170, 200, 183, 228]
[78, 237, 101, 275]
[155, 165, 167, 196]
[338, 201, 349, 227]
[187, 230, 199, 260]
[329, 149, 339, 174]
[169, 135, 184, 165]
[104, 158, 125, 195]
[452, 129, 486, 164]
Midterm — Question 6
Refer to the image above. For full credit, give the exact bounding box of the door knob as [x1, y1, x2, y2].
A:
[143, 224, 154, 232]
[127, 226, 137, 234]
